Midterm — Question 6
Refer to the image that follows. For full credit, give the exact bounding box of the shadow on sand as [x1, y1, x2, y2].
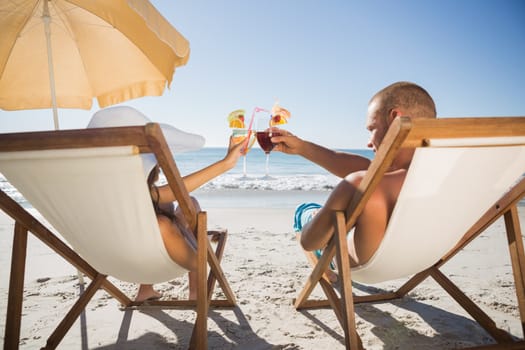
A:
[91, 305, 297, 350]
[298, 282, 511, 349]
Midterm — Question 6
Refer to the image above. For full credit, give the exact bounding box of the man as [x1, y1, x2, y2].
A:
[272, 81, 436, 266]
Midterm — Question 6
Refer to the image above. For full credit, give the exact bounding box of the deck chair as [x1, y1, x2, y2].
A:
[0, 124, 236, 350]
[294, 116, 525, 349]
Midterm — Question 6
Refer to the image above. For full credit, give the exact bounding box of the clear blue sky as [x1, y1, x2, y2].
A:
[1, 0, 524, 148]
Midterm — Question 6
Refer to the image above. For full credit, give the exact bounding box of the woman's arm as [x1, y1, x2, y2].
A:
[157, 136, 244, 202]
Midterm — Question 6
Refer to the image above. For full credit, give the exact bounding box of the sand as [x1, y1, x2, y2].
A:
[0, 196, 524, 349]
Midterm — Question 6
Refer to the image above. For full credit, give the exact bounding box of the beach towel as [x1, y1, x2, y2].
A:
[294, 202, 336, 270]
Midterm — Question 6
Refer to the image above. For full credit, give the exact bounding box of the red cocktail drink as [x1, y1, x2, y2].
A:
[256, 131, 281, 154]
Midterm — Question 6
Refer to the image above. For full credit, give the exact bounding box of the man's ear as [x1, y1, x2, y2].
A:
[388, 108, 403, 123]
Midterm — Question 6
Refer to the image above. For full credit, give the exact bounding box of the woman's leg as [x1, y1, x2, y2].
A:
[154, 196, 201, 300]
[135, 215, 198, 302]
[188, 271, 197, 300]
[158, 215, 198, 271]
[174, 197, 201, 300]
[135, 284, 162, 302]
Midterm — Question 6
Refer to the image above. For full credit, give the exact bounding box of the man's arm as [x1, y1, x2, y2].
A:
[271, 129, 371, 178]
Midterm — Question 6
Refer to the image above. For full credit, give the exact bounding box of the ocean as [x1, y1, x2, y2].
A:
[2, 147, 522, 208]
[0, 148, 374, 208]
[173, 148, 374, 192]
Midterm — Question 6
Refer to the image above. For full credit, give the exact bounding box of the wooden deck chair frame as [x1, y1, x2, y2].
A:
[0, 123, 236, 350]
[294, 116, 525, 350]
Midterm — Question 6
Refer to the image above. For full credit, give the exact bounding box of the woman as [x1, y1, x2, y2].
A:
[137, 136, 243, 301]
[87, 106, 244, 301]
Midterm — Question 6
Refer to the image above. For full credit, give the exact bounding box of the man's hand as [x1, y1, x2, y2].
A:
[270, 127, 303, 155]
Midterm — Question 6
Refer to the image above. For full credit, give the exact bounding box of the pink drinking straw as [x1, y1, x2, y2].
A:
[242, 106, 270, 150]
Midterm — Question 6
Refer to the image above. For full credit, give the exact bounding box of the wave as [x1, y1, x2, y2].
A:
[197, 173, 340, 191]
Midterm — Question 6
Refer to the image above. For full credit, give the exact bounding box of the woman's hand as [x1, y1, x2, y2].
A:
[222, 134, 245, 169]
[178, 135, 245, 194]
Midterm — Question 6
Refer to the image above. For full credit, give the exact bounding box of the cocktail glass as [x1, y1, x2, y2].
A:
[232, 128, 256, 178]
[255, 116, 281, 179]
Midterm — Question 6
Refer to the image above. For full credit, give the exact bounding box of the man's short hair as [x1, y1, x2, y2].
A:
[371, 81, 436, 119]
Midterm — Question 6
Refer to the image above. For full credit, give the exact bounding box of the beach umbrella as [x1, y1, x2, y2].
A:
[0, 0, 190, 130]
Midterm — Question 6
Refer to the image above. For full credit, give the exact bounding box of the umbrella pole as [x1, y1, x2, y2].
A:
[42, 0, 60, 130]
[43, 3, 87, 323]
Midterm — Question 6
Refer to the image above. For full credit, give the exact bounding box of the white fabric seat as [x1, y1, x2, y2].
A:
[353, 142, 525, 284]
[0, 146, 186, 283]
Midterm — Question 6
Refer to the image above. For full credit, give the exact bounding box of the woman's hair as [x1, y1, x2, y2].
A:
[147, 164, 160, 188]
[148, 165, 177, 220]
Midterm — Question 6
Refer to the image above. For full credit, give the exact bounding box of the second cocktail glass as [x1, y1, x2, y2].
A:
[255, 115, 280, 179]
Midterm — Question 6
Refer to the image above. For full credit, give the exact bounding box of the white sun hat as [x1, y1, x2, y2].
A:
[87, 105, 205, 178]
